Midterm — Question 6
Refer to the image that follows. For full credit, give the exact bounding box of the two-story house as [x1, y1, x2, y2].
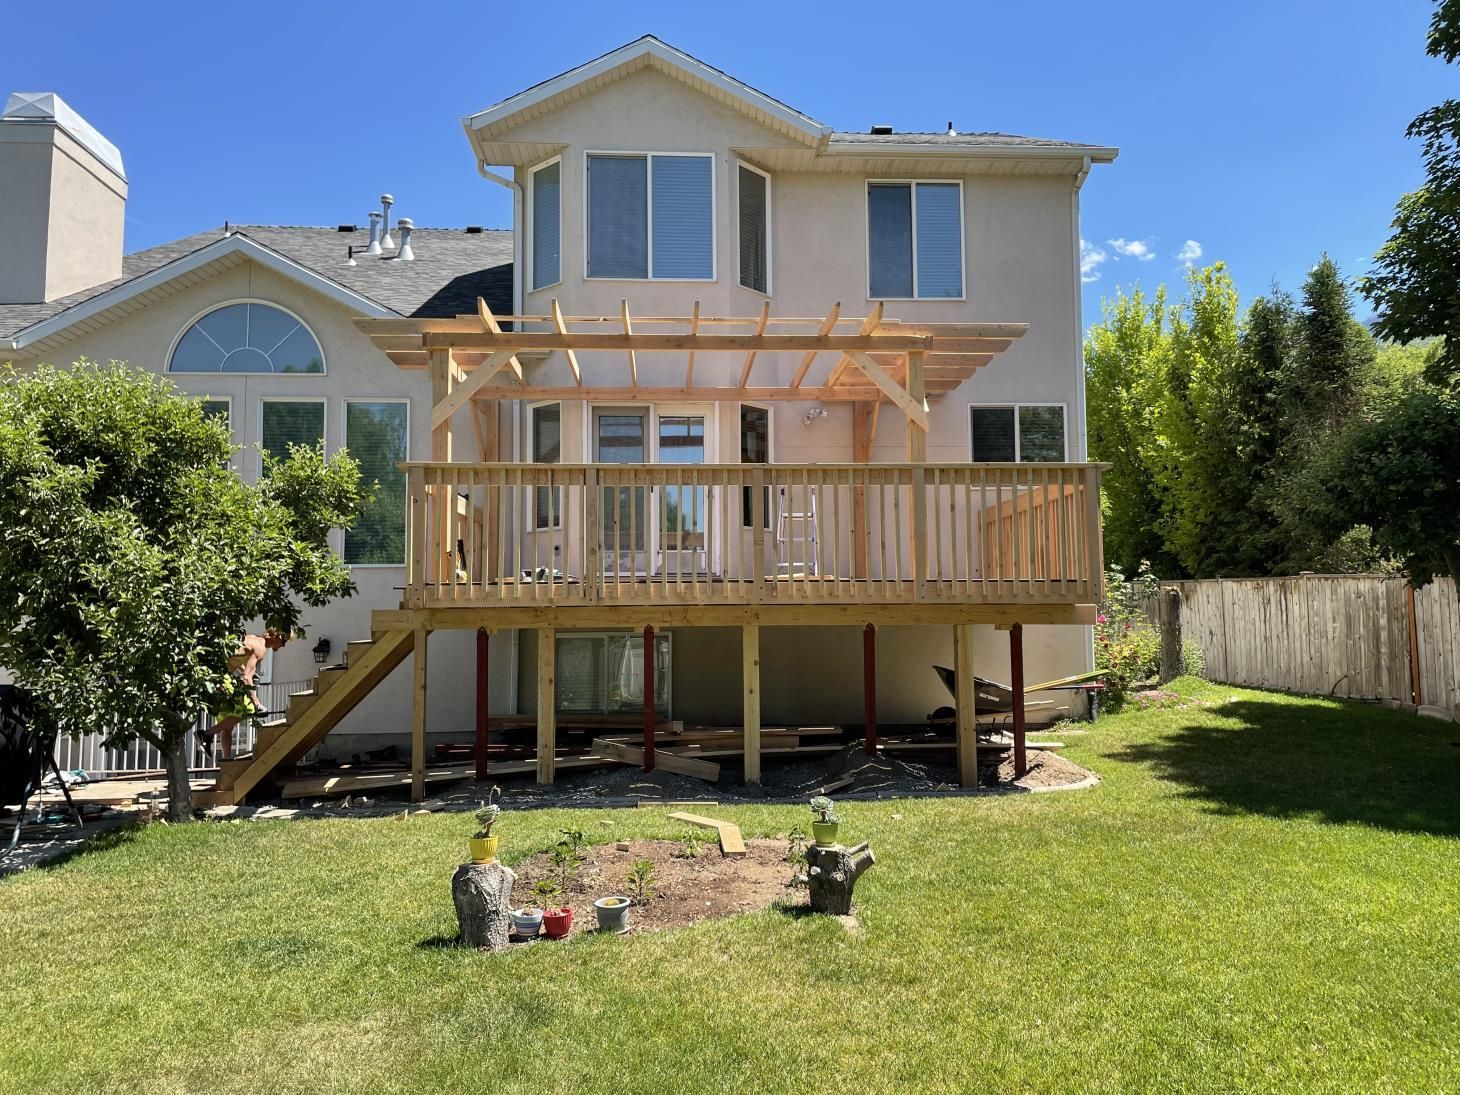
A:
[0, 38, 1116, 804]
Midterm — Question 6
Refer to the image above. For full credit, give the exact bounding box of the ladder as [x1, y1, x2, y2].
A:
[775, 485, 819, 576]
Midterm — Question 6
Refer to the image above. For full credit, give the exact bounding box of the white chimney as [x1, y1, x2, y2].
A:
[395, 218, 414, 261]
[380, 193, 394, 250]
[0, 92, 127, 304]
[366, 211, 383, 255]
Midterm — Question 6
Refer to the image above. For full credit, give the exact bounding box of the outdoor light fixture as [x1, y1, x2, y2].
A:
[312, 638, 331, 664]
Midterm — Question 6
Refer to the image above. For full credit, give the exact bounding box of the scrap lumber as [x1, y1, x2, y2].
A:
[592, 738, 720, 782]
[666, 811, 746, 858]
[279, 763, 473, 799]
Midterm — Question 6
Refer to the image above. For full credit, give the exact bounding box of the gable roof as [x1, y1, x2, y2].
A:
[462, 35, 833, 161]
[2, 225, 513, 352]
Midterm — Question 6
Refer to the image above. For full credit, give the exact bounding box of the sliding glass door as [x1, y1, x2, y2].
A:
[595, 410, 649, 576]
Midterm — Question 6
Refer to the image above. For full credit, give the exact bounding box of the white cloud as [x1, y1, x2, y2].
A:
[1108, 237, 1156, 261]
[1080, 238, 1107, 283]
[1175, 239, 1203, 266]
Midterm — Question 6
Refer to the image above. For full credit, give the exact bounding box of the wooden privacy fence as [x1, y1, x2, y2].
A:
[1156, 575, 1460, 710]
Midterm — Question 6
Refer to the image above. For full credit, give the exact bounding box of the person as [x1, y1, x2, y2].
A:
[208, 630, 288, 760]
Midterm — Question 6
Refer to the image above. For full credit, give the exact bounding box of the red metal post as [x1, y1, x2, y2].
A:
[643, 625, 656, 772]
[475, 628, 489, 782]
[1010, 622, 1027, 778]
[863, 623, 878, 756]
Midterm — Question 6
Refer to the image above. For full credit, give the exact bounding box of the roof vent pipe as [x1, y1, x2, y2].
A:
[396, 218, 414, 261]
[366, 212, 383, 255]
[342, 244, 357, 267]
[380, 193, 395, 249]
[946, 121, 957, 136]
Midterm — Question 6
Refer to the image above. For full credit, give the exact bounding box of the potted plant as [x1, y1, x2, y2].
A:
[540, 878, 573, 939]
[510, 903, 544, 939]
[810, 796, 841, 847]
[593, 896, 632, 933]
[468, 786, 502, 865]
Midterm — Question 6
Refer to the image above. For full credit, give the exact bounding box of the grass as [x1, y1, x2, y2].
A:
[2, 678, 1457, 1093]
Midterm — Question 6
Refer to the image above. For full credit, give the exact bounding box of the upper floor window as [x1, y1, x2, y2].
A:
[170, 302, 324, 374]
[738, 163, 770, 294]
[970, 404, 1067, 462]
[531, 159, 561, 290]
[867, 181, 964, 300]
[587, 153, 713, 281]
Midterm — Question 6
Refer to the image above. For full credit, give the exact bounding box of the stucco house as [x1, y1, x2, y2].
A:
[0, 38, 1116, 803]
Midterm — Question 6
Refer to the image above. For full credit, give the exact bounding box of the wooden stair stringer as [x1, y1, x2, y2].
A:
[224, 629, 416, 803]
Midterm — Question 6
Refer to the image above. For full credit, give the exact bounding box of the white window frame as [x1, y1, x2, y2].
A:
[967, 402, 1069, 462]
[166, 298, 328, 375]
[736, 160, 772, 296]
[583, 150, 718, 283]
[865, 179, 967, 302]
[342, 397, 411, 569]
[553, 630, 673, 717]
[257, 396, 328, 478]
[529, 399, 564, 531]
[527, 155, 563, 293]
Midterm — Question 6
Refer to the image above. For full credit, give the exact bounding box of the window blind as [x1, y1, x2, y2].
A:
[260, 401, 324, 465]
[867, 184, 914, 298]
[532, 161, 561, 289]
[587, 155, 648, 278]
[650, 155, 713, 279]
[914, 182, 962, 298]
[1018, 406, 1066, 461]
[532, 403, 561, 529]
[344, 402, 408, 565]
[970, 407, 1016, 462]
[738, 165, 768, 293]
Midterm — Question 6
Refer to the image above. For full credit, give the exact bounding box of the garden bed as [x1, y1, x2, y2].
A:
[508, 837, 799, 936]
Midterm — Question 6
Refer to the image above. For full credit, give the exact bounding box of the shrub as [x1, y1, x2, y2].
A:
[1096, 562, 1162, 710]
[1181, 639, 1207, 679]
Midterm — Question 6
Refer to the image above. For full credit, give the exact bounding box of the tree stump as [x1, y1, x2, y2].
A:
[805, 841, 875, 916]
[1158, 586, 1184, 683]
[451, 861, 517, 950]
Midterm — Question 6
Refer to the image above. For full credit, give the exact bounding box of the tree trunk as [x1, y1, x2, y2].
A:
[452, 862, 517, 950]
[806, 841, 875, 916]
[1158, 586, 1184, 683]
[164, 732, 193, 822]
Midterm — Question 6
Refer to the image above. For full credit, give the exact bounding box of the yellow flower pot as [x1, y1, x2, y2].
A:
[469, 835, 500, 864]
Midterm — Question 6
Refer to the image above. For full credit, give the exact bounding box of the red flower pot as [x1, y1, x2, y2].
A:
[542, 906, 573, 939]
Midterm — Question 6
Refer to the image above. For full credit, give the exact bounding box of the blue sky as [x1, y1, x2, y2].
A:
[6, 0, 1449, 326]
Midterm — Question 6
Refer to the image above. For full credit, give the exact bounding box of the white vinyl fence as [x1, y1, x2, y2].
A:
[1156, 575, 1460, 710]
[52, 678, 311, 777]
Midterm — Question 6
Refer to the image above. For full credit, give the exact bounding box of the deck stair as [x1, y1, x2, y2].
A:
[199, 629, 416, 807]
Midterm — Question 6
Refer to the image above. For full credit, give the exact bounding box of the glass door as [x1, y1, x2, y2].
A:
[657, 414, 708, 576]
[594, 410, 648, 576]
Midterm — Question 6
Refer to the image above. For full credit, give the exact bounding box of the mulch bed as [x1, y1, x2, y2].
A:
[508, 837, 801, 936]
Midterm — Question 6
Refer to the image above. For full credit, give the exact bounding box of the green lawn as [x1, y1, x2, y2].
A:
[3, 679, 1457, 1094]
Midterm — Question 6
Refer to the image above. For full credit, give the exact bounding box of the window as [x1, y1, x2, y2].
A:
[171, 302, 324, 374]
[970, 404, 1067, 462]
[260, 400, 325, 467]
[344, 401, 408, 565]
[531, 403, 561, 528]
[555, 631, 671, 715]
[740, 404, 770, 527]
[867, 181, 963, 299]
[738, 163, 769, 294]
[531, 159, 561, 289]
[587, 153, 713, 280]
[199, 398, 231, 429]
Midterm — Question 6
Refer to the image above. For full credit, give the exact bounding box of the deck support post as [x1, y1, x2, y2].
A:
[475, 628, 489, 782]
[954, 623, 978, 787]
[742, 624, 761, 784]
[1010, 622, 1027, 778]
[862, 623, 877, 756]
[428, 349, 454, 582]
[537, 627, 556, 784]
[411, 626, 429, 802]
[642, 625, 656, 773]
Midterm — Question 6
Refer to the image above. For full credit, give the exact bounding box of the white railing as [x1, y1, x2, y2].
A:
[403, 462, 1105, 609]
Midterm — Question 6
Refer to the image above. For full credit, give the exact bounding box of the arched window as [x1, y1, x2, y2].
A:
[169, 302, 324, 374]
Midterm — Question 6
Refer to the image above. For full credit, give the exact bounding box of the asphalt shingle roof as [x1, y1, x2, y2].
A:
[0, 225, 514, 340]
[829, 130, 1094, 148]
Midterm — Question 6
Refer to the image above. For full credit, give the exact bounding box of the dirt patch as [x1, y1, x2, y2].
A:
[508, 837, 801, 935]
[991, 748, 1092, 790]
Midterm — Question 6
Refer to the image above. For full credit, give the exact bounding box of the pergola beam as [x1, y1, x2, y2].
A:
[790, 301, 842, 388]
[846, 351, 928, 429]
[825, 303, 885, 389]
[551, 298, 582, 387]
[475, 299, 525, 382]
[458, 385, 885, 403]
[420, 332, 931, 353]
[430, 349, 519, 428]
[738, 300, 771, 388]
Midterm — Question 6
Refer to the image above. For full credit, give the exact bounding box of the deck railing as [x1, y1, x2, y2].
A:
[402, 462, 1104, 609]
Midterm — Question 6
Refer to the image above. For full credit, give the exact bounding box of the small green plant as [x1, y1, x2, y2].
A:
[809, 796, 840, 824]
[1181, 639, 1207, 679]
[1095, 561, 1163, 710]
[785, 827, 809, 889]
[549, 842, 584, 892]
[675, 828, 706, 859]
[626, 859, 657, 906]
[531, 878, 563, 910]
[557, 827, 588, 859]
[473, 786, 502, 839]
